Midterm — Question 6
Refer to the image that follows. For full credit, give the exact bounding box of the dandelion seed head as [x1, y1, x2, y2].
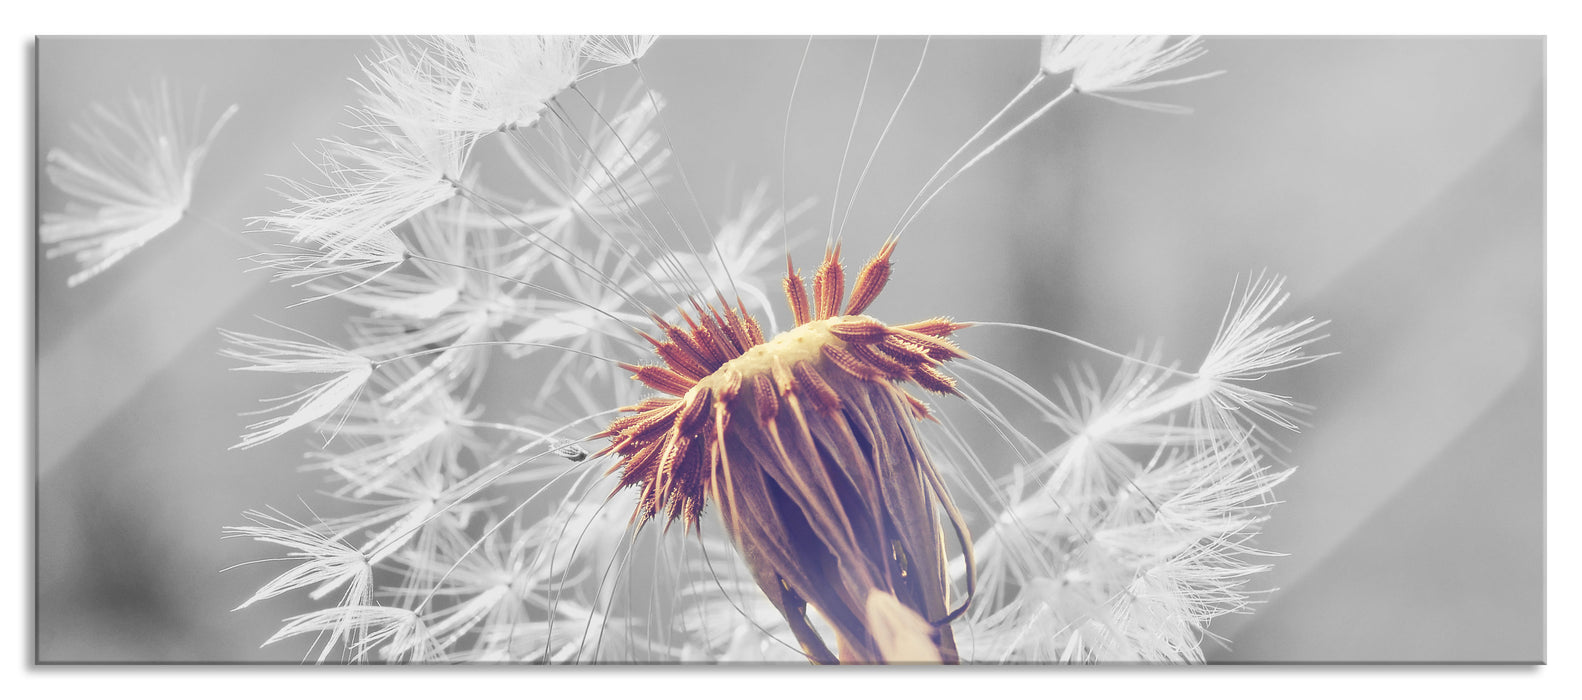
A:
[216, 35, 1324, 666]
[597, 242, 978, 663]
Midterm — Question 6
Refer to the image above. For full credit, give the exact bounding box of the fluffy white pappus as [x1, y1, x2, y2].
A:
[1039, 35, 1224, 113]
[337, 281, 462, 322]
[670, 531, 844, 663]
[323, 197, 536, 321]
[346, 289, 519, 416]
[326, 483, 447, 569]
[579, 35, 659, 78]
[249, 236, 412, 307]
[266, 605, 442, 663]
[224, 509, 379, 663]
[362, 314, 498, 415]
[510, 301, 623, 350]
[41, 80, 238, 286]
[380, 523, 538, 654]
[319, 202, 538, 413]
[503, 239, 650, 406]
[377, 507, 652, 663]
[1035, 284, 1320, 661]
[961, 431, 1291, 661]
[1035, 355, 1194, 512]
[311, 458, 495, 581]
[509, 289, 645, 364]
[306, 392, 474, 500]
[498, 92, 672, 240]
[221, 329, 376, 449]
[1083, 445, 1289, 619]
[225, 508, 374, 612]
[1194, 273, 1332, 434]
[459, 616, 639, 663]
[256, 58, 480, 272]
[519, 479, 638, 582]
[370, 36, 585, 135]
[648, 183, 814, 329]
[943, 274, 1325, 661]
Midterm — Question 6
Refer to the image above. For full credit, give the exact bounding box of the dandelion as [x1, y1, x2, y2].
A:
[204, 36, 1325, 665]
[41, 80, 237, 286]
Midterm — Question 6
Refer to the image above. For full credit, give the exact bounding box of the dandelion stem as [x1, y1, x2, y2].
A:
[781, 36, 814, 256]
[834, 36, 931, 246]
[177, 208, 286, 260]
[894, 84, 1075, 238]
[887, 72, 1045, 240]
[541, 467, 626, 660]
[185, 210, 237, 239]
[631, 63, 743, 304]
[826, 36, 881, 250]
[454, 419, 556, 437]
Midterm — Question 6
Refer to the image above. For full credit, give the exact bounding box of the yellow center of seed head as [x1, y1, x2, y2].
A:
[714, 316, 863, 379]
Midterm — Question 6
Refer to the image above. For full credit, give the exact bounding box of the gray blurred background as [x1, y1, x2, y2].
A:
[35, 36, 1543, 663]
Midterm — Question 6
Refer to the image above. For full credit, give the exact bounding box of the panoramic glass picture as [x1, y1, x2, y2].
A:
[35, 35, 1542, 664]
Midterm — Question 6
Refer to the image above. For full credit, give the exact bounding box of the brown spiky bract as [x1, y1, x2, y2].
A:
[597, 243, 975, 664]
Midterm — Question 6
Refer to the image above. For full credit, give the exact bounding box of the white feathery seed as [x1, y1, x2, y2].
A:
[580, 35, 659, 74]
[42, 80, 237, 286]
[1040, 35, 1224, 113]
[221, 330, 376, 449]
